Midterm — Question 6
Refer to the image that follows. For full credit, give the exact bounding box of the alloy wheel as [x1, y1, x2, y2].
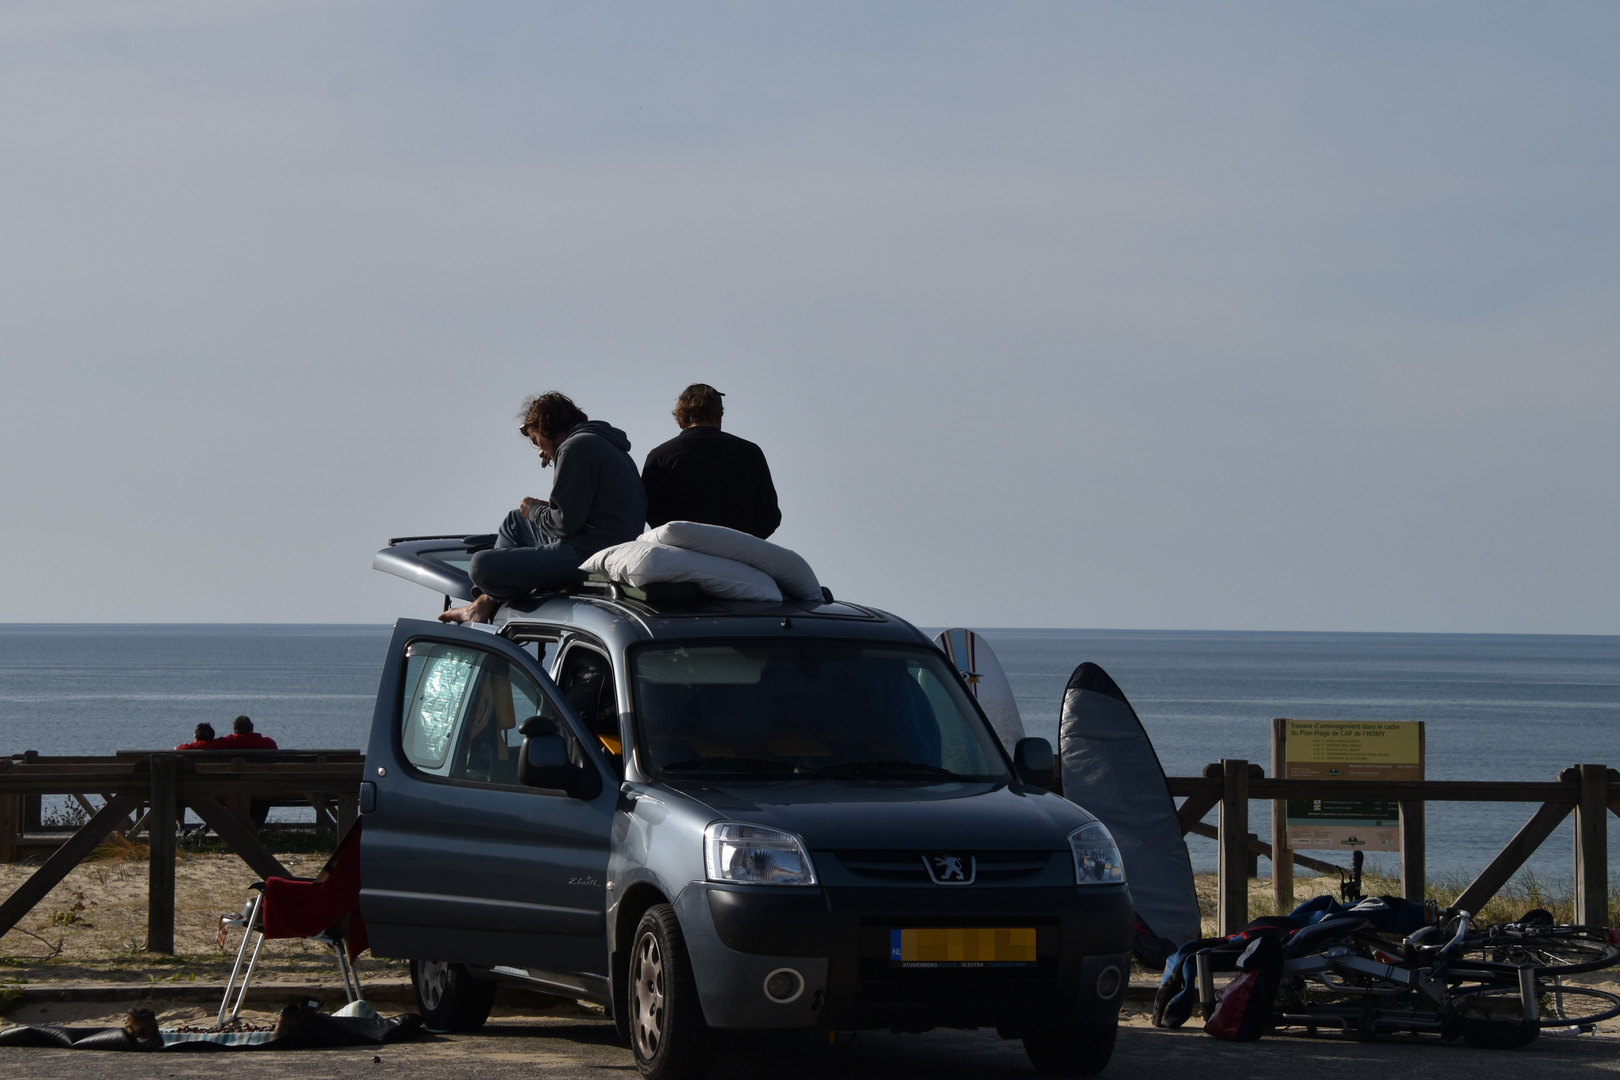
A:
[417, 959, 451, 1012]
[631, 929, 666, 1061]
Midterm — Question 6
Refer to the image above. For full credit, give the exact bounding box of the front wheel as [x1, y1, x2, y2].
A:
[411, 958, 497, 1031]
[1023, 1021, 1117, 1076]
[629, 904, 717, 1080]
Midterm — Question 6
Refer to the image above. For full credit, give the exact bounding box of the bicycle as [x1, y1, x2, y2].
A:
[1191, 911, 1620, 1048]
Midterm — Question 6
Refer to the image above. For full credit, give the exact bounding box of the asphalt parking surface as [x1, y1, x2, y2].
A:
[4, 1006, 1620, 1079]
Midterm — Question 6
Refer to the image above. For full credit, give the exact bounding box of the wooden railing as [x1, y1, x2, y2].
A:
[1170, 761, 1620, 935]
[4, 751, 1614, 954]
[0, 750, 364, 953]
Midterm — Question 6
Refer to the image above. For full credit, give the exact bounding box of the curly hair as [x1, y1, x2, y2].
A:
[518, 392, 589, 440]
[673, 383, 725, 427]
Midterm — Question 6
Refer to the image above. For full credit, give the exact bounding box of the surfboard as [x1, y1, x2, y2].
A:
[934, 629, 1026, 749]
[1059, 662, 1200, 949]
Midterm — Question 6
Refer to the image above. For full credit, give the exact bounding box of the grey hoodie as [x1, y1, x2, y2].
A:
[527, 420, 647, 556]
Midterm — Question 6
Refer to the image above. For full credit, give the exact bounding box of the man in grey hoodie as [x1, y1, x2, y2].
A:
[441, 392, 647, 624]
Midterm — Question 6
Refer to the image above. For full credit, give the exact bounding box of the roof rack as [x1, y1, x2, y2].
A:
[387, 533, 484, 546]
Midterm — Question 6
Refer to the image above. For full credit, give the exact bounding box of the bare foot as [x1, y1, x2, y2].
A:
[438, 594, 500, 624]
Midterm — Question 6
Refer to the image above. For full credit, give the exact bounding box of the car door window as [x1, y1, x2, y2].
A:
[557, 645, 622, 758]
[400, 640, 565, 785]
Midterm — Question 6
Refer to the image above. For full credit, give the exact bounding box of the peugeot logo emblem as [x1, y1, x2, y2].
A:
[923, 854, 976, 885]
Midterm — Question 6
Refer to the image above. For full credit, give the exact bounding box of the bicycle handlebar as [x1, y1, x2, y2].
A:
[1435, 912, 1472, 959]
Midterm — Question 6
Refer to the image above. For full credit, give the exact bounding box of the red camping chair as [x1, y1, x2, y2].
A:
[217, 820, 369, 1026]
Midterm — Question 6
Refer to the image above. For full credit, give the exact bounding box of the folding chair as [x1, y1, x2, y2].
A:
[217, 820, 368, 1027]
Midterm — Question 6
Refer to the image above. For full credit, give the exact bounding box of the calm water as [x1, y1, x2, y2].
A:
[1, 624, 1616, 882]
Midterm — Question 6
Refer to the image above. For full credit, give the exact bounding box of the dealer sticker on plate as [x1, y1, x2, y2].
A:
[890, 927, 1037, 968]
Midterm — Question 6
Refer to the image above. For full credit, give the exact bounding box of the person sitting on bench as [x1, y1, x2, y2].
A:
[176, 722, 216, 750]
[210, 715, 278, 750]
[442, 391, 646, 625]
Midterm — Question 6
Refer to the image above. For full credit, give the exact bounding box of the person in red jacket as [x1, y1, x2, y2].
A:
[211, 715, 278, 750]
[175, 722, 217, 750]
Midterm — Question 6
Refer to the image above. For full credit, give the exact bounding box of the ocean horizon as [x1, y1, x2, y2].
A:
[2, 623, 1616, 883]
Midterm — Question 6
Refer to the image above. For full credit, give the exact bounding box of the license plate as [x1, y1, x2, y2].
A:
[889, 927, 1037, 968]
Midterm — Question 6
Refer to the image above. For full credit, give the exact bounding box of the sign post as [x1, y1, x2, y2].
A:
[1277, 719, 1425, 864]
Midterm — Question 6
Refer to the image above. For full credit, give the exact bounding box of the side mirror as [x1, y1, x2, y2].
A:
[519, 733, 573, 790]
[1013, 737, 1057, 792]
[517, 715, 603, 800]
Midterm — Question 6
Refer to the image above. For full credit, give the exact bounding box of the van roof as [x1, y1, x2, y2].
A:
[375, 534, 926, 646]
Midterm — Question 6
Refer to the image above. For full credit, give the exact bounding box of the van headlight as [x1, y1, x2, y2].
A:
[1069, 822, 1126, 885]
[705, 823, 819, 886]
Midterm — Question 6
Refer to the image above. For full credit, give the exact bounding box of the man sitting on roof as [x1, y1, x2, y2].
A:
[442, 391, 647, 625]
[641, 383, 781, 539]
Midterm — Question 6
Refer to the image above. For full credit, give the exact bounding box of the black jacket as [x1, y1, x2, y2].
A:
[641, 426, 781, 539]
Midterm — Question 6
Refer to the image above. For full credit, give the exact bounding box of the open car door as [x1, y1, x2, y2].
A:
[359, 618, 618, 998]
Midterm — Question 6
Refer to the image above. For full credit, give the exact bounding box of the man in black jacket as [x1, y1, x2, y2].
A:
[641, 384, 781, 539]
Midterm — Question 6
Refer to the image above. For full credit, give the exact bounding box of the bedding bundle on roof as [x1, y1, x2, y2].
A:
[580, 521, 821, 603]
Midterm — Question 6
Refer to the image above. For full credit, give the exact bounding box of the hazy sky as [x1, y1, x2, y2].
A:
[3, 2, 1617, 632]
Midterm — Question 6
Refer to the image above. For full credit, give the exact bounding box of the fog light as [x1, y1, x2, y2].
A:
[763, 967, 804, 1003]
[1096, 966, 1122, 999]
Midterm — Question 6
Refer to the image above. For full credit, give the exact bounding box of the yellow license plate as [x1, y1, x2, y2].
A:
[890, 927, 1037, 966]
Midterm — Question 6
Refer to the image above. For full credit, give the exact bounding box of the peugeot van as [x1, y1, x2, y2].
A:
[361, 535, 1134, 1078]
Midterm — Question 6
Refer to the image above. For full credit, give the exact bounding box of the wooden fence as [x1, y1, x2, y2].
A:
[1171, 760, 1619, 935]
[0, 750, 363, 953]
[2, 751, 1614, 954]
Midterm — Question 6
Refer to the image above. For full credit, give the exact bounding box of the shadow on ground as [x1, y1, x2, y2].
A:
[3, 1009, 1619, 1079]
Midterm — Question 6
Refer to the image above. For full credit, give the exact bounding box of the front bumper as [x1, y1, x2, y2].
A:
[675, 883, 1133, 1031]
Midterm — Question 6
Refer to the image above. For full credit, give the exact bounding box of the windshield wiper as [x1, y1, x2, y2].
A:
[660, 757, 808, 777]
[817, 759, 970, 781]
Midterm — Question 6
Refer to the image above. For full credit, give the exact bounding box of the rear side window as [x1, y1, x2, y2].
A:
[400, 640, 562, 784]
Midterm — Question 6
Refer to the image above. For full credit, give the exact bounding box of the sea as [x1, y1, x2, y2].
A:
[1, 625, 1616, 884]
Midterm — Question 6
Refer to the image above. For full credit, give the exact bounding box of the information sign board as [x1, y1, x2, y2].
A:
[1280, 720, 1423, 853]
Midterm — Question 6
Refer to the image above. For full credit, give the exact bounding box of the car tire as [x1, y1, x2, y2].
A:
[1022, 1021, 1118, 1076]
[411, 959, 497, 1032]
[629, 904, 717, 1080]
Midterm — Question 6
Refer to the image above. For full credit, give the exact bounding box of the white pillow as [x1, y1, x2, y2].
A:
[642, 522, 822, 601]
[580, 541, 783, 602]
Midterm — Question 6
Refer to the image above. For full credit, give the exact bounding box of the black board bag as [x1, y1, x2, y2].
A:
[1058, 662, 1201, 960]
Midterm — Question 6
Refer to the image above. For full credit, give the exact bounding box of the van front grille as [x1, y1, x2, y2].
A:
[826, 850, 1056, 884]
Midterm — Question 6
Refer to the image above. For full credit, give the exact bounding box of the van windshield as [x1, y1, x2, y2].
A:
[631, 641, 1012, 782]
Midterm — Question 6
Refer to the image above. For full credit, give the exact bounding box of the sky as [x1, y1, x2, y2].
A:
[1, 2, 1617, 633]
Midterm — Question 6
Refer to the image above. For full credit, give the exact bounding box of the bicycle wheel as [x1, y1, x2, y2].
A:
[1452, 926, 1619, 976]
[1535, 982, 1620, 1029]
[1453, 983, 1620, 1033]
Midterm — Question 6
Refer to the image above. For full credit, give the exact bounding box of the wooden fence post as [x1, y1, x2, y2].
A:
[1219, 758, 1250, 935]
[147, 754, 177, 954]
[0, 759, 16, 863]
[1574, 763, 1610, 927]
[1400, 722, 1426, 902]
[1400, 800, 1426, 903]
[0, 796, 15, 864]
[23, 751, 41, 834]
[1271, 719, 1293, 912]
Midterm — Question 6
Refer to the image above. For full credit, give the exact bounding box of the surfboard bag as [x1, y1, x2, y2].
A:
[1058, 662, 1200, 951]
